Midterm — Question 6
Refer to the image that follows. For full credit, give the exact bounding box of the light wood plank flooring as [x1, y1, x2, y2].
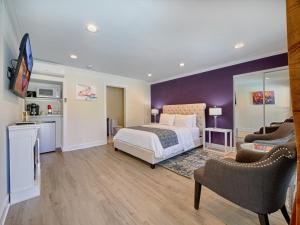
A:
[5, 145, 286, 225]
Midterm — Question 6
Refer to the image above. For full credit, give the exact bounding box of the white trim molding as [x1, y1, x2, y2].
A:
[0, 195, 10, 225]
[62, 140, 107, 152]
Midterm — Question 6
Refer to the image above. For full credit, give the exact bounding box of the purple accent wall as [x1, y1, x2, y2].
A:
[151, 53, 288, 145]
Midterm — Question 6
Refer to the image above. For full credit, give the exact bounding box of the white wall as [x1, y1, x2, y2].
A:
[0, 0, 23, 221]
[57, 65, 151, 151]
[235, 78, 291, 133]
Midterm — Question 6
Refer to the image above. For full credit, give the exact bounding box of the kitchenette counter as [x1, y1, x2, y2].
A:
[24, 78, 64, 151]
[29, 114, 63, 118]
[8, 123, 40, 131]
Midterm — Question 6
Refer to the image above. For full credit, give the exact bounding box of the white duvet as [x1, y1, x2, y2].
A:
[113, 124, 198, 159]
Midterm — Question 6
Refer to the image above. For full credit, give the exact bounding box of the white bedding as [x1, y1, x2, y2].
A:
[113, 124, 200, 159]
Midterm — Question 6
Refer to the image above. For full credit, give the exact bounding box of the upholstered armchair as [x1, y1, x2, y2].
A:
[194, 142, 297, 225]
[254, 117, 294, 134]
[245, 122, 294, 144]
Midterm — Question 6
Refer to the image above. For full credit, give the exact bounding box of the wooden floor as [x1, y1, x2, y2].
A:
[5, 145, 287, 225]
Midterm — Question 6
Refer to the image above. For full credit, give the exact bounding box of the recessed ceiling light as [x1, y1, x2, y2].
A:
[179, 62, 185, 67]
[86, 24, 98, 33]
[148, 73, 152, 77]
[234, 42, 245, 49]
[87, 65, 93, 69]
[70, 54, 78, 59]
[265, 77, 270, 80]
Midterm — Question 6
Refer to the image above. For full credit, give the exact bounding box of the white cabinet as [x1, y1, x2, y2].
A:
[8, 124, 41, 205]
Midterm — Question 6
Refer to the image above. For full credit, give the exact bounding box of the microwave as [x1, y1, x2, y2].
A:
[36, 87, 61, 98]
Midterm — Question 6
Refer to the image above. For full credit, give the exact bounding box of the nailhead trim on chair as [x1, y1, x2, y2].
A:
[214, 147, 294, 168]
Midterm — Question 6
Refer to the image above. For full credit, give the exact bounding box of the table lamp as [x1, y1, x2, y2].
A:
[151, 108, 159, 123]
[209, 107, 222, 128]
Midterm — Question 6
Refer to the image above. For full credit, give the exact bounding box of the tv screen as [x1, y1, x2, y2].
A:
[10, 33, 33, 98]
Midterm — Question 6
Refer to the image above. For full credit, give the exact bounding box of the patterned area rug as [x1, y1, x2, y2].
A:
[159, 148, 223, 178]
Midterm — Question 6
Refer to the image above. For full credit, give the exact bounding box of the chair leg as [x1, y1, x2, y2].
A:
[280, 205, 290, 224]
[258, 214, 270, 225]
[150, 164, 155, 169]
[194, 181, 202, 210]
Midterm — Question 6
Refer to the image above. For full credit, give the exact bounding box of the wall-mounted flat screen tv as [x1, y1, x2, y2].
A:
[9, 33, 33, 98]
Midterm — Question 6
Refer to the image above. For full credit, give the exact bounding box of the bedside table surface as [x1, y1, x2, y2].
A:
[205, 127, 232, 132]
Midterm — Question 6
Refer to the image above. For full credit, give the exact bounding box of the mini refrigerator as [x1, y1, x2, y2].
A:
[39, 121, 56, 153]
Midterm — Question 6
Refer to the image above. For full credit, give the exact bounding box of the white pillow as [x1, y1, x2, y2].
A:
[159, 114, 175, 126]
[174, 114, 197, 128]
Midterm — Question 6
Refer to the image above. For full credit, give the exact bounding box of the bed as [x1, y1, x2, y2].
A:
[113, 103, 206, 168]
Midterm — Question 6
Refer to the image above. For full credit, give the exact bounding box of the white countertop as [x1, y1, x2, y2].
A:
[29, 114, 63, 118]
[8, 123, 41, 131]
[204, 127, 232, 132]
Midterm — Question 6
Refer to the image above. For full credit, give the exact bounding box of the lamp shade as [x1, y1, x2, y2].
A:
[151, 108, 159, 115]
[209, 107, 222, 116]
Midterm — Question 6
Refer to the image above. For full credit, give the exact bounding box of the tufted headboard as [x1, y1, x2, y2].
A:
[162, 103, 206, 130]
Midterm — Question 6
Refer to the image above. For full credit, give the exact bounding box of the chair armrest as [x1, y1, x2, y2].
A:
[254, 126, 279, 134]
[235, 149, 266, 163]
[270, 122, 283, 126]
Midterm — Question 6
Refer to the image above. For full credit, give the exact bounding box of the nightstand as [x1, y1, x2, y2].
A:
[203, 127, 233, 152]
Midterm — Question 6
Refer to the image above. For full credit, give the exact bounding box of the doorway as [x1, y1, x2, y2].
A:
[106, 86, 125, 144]
[234, 68, 291, 143]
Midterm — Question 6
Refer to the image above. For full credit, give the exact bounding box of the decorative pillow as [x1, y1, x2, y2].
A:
[191, 114, 197, 127]
[159, 114, 176, 126]
[174, 114, 197, 128]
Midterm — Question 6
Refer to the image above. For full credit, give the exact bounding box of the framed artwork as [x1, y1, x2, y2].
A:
[76, 84, 97, 100]
[252, 91, 275, 105]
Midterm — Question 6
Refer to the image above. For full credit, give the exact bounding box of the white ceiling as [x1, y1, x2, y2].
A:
[8, 0, 287, 82]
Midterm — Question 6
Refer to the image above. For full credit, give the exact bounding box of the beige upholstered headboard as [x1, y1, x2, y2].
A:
[162, 103, 206, 130]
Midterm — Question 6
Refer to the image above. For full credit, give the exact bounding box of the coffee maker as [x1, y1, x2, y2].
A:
[26, 103, 40, 116]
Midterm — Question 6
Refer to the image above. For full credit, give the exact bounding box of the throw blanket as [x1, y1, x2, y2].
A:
[128, 126, 179, 149]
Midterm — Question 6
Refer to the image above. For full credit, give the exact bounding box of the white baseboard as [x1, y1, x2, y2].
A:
[0, 195, 10, 225]
[62, 140, 107, 152]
